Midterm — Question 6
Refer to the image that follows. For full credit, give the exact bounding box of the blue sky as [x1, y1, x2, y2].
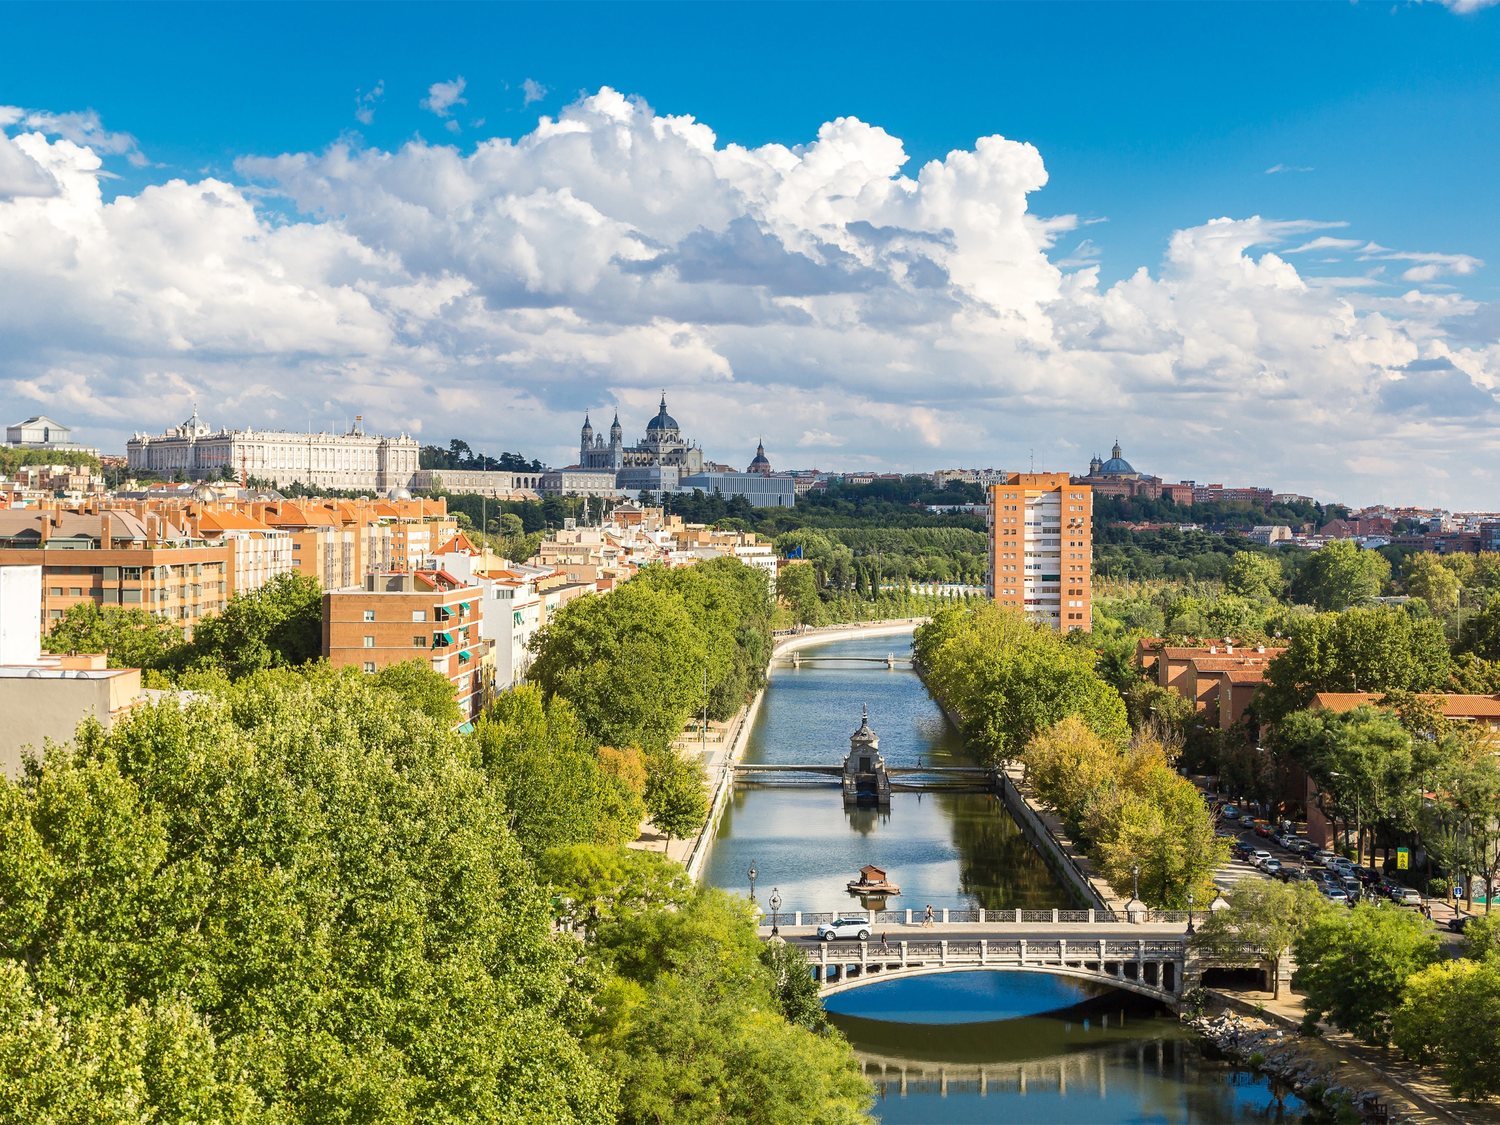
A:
[2, 1, 1499, 504]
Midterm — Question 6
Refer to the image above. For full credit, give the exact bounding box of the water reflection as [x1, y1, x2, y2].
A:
[829, 974, 1314, 1124]
[704, 633, 1070, 913]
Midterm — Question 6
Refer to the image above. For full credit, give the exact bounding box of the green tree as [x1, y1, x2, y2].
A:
[0, 665, 615, 1120]
[1392, 958, 1500, 1101]
[473, 686, 645, 857]
[1191, 880, 1330, 997]
[1294, 539, 1390, 610]
[775, 559, 823, 626]
[372, 658, 462, 726]
[528, 581, 708, 752]
[1259, 606, 1450, 723]
[1224, 551, 1285, 602]
[182, 573, 323, 678]
[41, 603, 186, 670]
[1293, 903, 1438, 1044]
[539, 844, 694, 936]
[1404, 552, 1461, 617]
[643, 749, 709, 851]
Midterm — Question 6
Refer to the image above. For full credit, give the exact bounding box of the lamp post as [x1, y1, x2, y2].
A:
[769, 887, 782, 937]
[748, 862, 758, 907]
[1187, 891, 1197, 935]
[1132, 864, 1140, 901]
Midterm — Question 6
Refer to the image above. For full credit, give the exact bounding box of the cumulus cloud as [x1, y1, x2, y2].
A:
[355, 81, 385, 125]
[1436, 0, 1499, 11]
[1, 87, 1497, 505]
[422, 77, 467, 118]
[522, 78, 548, 106]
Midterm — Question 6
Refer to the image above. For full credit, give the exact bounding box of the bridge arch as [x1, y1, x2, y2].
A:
[817, 962, 1177, 1004]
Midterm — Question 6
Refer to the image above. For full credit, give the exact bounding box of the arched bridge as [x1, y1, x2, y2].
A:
[761, 915, 1200, 1004]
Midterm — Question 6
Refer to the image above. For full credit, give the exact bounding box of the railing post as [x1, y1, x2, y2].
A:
[1015, 908, 1022, 924]
[980, 939, 988, 964]
[940, 940, 949, 965]
[900, 940, 908, 968]
[1098, 939, 1107, 966]
[942, 908, 949, 924]
[1052, 908, 1059, 924]
[1018, 939, 1027, 966]
[978, 908, 985, 924]
[794, 912, 802, 927]
[906, 909, 912, 925]
[1058, 938, 1068, 966]
[1087, 909, 1095, 924]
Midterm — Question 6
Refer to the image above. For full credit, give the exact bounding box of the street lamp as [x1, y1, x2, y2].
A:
[1132, 864, 1140, 901]
[748, 862, 758, 906]
[1187, 891, 1197, 935]
[769, 887, 782, 937]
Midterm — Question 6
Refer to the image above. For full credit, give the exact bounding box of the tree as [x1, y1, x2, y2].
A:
[372, 659, 461, 726]
[1392, 958, 1500, 1101]
[1259, 606, 1450, 723]
[1404, 552, 1461, 618]
[775, 560, 822, 626]
[538, 844, 693, 936]
[182, 573, 323, 678]
[1293, 903, 1439, 1044]
[1192, 880, 1329, 997]
[643, 749, 708, 851]
[41, 603, 186, 670]
[472, 686, 645, 857]
[1294, 539, 1390, 611]
[0, 665, 616, 1119]
[528, 581, 708, 752]
[1225, 551, 1285, 602]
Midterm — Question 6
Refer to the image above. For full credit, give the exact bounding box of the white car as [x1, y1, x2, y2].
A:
[817, 917, 873, 942]
[1262, 858, 1283, 875]
[1250, 849, 1273, 867]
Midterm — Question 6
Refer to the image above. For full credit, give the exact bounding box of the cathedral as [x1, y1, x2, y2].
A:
[577, 394, 707, 475]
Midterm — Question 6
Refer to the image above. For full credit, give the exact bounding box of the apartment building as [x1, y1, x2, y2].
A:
[0, 509, 230, 631]
[987, 473, 1092, 632]
[322, 570, 491, 724]
[0, 564, 149, 777]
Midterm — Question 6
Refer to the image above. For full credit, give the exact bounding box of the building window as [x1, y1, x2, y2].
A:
[48, 608, 62, 620]
[363, 661, 376, 674]
[411, 610, 426, 622]
[363, 636, 375, 648]
[413, 636, 427, 648]
[49, 586, 62, 596]
[363, 609, 376, 622]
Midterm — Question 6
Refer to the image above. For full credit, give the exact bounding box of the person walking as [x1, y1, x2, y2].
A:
[923, 904, 934, 927]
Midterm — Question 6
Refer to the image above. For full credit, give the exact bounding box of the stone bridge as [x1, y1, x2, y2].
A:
[761, 915, 1201, 1004]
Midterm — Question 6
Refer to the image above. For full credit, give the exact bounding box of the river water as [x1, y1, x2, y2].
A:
[704, 630, 1314, 1122]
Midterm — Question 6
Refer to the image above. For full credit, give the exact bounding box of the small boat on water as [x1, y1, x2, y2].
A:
[847, 863, 901, 897]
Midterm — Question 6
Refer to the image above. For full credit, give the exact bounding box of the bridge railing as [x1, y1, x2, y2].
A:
[758, 906, 1153, 928]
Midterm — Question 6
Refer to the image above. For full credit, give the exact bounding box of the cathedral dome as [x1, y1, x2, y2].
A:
[646, 393, 679, 432]
[1097, 440, 1136, 476]
[747, 440, 771, 474]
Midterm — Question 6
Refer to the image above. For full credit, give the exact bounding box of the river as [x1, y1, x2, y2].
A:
[704, 630, 1315, 1122]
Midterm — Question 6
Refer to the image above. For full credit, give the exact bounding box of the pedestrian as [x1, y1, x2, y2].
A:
[881, 931, 889, 949]
[924, 903, 934, 927]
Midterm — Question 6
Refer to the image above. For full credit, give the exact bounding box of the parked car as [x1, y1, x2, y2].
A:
[1291, 839, 1318, 857]
[1253, 820, 1273, 838]
[1262, 858, 1283, 876]
[1323, 886, 1349, 904]
[1232, 841, 1257, 861]
[1313, 851, 1340, 867]
[816, 917, 873, 942]
[1250, 849, 1273, 868]
[1221, 806, 1241, 821]
[1389, 886, 1423, 908]
[1340, 877, 1362, 901]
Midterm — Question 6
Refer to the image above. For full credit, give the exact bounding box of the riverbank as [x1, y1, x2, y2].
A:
[648, 618, 927, 879]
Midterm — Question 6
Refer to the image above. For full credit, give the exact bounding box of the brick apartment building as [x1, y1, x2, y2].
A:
[323, 570, 491, 725]
[987, 473, 1092, 631]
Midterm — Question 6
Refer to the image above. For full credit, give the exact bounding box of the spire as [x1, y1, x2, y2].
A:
[1112, 438, 1122, 460]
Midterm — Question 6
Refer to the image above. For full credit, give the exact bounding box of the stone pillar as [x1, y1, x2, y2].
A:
[980, 939, 988, 964]
[1019, 939, 1028, 966]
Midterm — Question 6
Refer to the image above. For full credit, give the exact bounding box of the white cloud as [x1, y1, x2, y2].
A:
[1, 88, 1496, 506]
[1265, 163, 1313, 174]
[522, 78, 548, 106]
[1436, 0, 1499, 11]
[422, 77, 467, 118]
[355, 81, 385, 126]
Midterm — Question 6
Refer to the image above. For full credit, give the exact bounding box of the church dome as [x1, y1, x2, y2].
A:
[387, 485, 413, 501]
[1097, 440, 1136, 476]
[191, 483, 218, 502]
[747, 440, 771, 474]
[646, 393, 679, 432]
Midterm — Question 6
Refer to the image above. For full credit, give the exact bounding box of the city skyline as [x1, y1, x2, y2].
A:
[2, 2, 1500, 505]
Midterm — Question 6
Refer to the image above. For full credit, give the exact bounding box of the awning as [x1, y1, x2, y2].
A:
[458, 601, 472, 612]
[458, 650, 472, 663]
[435, 631, 454, 645]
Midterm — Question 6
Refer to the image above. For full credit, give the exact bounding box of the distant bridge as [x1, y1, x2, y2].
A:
[731, 762, 996, 792]
[775, 652, 914, 668]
